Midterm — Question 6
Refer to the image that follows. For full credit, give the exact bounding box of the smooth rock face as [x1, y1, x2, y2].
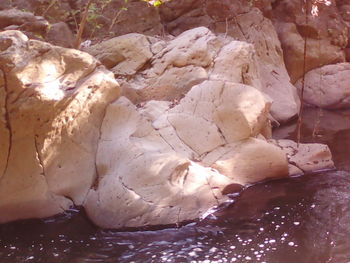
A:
[295, 63, 350, 109]
[84, 80, 290, 229]
[0, 30, 120, 223]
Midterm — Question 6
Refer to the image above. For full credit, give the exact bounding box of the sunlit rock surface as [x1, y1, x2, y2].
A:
[86, 26, 299, 123]
[270, 139, 334, 175]
[0, 30, 120, 223]
[158, 1, 300, 123]
[0, 29, 335, 229]
[84, 80, 289, 228]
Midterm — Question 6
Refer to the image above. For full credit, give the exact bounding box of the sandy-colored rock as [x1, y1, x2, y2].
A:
[159, 1, 300, 122]
[228, 8, 300, 122]
[88, 26, 297, 123]
[295, 62, 350, 109]
[0, 30, 120, 223]
[84, 78, 291, 228]
[84, 97, 235, 228]
[85, 33, 153, 76]
[270, 139, 335, 173]
[139, 65, 208, 101]
[203, 138, 289, 185]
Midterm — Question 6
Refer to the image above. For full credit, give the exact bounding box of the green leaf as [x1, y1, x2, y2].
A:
[153, 0, 162, 6]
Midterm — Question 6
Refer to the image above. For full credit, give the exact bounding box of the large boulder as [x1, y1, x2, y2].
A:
[295, 62, 350, 109]
[84, 80, 290, 228]
[86, 26, 299, 123]
[0, 30, 120, 223]
[158, 1, 300, 122]
[0, 29, 335, 229]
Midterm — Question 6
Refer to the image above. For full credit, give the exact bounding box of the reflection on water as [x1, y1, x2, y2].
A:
[1, 108, 350, 263]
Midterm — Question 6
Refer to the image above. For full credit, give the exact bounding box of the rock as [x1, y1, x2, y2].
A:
[0, 71, 9, 179]
[270, 139, 335, 174]
[46, 22, 75, 48]
[159, 1, 300, 122]
[0, 8, 49, 37]
[0, 0, 12, 10]
[84, 79, 291, 228]
[85, 33, 153, 76]
[84, 97, 234, 228]
[12, 0, 72, 24]
[272, 0, 347, 82]
[223, 8, 300, 122]
[295, 62, 350, 109]
[205, 138, 289, 185]
[0, 30, 120, 223]
[99, 0, 163, 37]
[88, 26, 298, 123]
[150, 27, 217, 75]
[137, 65, 208, 102]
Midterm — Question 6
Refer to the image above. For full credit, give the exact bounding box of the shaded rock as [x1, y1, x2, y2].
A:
[295, 62, 350, 109]
[100, 0, 163, 37]
[0, 30, 120, 223]
[272, 0, 347, 82]
[270, 139, 335, 174]
[46, 22, 75, 48]
[85, 33, 153, 76]
[0, 0, 12, 10]
[12, 0, 72, 23]
[0, 8, 49, 37]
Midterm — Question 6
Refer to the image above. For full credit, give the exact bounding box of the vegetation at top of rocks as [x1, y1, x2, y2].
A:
[73, 0, 168, 49]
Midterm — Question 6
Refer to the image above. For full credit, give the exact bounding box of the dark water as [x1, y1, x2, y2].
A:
[1, 108, 350, 263]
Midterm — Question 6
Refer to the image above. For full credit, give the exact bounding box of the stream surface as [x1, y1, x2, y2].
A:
[1, 108, 350, 263]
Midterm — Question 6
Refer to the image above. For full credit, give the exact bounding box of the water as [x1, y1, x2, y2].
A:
[1, 108, 350, 263]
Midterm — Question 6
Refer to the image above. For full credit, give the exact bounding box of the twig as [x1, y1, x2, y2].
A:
[42, 0, 58, 17]
[74, 0, 93, 49]
[108, 8, 125, 31]
[296, 0, 309, 146]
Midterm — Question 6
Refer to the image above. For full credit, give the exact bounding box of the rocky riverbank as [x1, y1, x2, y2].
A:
[0, 0, 348, 228]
